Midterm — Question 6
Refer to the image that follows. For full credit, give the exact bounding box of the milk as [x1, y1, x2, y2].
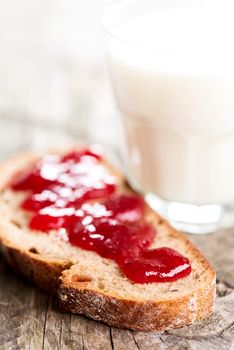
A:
[107, 8, 234, 205]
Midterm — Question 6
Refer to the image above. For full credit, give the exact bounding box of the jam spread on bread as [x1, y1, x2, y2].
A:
[11, 150, 116, 200]
[10, 149, 191, 283]
[121, 247, 191, 283]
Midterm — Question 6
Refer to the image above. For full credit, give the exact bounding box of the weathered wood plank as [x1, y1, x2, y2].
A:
[70, 317, 112, 350]
[42, 298, 114, 350]
[110, 328, 140, 350]
[0, 260, 48, 350]
[189, 230, 234, 286]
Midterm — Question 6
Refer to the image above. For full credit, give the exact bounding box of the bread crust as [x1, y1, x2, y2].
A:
[0, 151, 216, 331]
[58, 281, 215, 332]
[0, 240, 71, 292]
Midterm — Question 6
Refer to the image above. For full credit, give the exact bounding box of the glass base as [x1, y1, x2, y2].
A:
[145, 193, 234, 234]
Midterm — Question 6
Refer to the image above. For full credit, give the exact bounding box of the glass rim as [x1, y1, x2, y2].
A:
[102, 0, 135, 41]
[102, 0, 203, 54]
[101, 0, 234, 57]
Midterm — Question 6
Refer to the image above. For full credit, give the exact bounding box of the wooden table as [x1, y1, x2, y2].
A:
[0, 123, 234, 350]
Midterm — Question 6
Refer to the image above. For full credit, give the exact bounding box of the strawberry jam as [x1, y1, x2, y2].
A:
[105, 194, 145, 222]
[12, 150, 116, 199]
[10, 148, 192, 284]
[120, 247, 192, 283]
[68, 218, 156, 265]
[25, 194, 145, 232]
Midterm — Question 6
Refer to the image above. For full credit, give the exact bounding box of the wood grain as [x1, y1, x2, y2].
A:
[0, 229, 233, 350]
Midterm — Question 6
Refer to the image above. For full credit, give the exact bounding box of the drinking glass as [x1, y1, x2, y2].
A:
[103, 0, 234, 233]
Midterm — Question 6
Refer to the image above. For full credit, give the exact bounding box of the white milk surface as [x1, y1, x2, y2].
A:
[108, 8, 234, 204]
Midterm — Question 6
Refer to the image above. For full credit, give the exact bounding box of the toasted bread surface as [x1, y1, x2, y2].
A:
[0, 151, 216, 331]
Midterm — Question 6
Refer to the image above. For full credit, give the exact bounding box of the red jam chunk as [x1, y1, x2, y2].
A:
[120, 247, 192, 283]
[11, 150, 116, 200]
[29, 206, 76, 231]
[21, 183, 116, 211]
[10, 148, 192, 284]
[11, 155, 63, 192]
[22, 188, 60, 211]
[28, 194, 145, 231]
[61, 149, 101, 162]
[68, 218, 156, 264]
[105, 194, 145, 222]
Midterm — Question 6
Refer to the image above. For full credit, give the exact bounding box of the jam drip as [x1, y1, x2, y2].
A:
[10, 148, 192, 284]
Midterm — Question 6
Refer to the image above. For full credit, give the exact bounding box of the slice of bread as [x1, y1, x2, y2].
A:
[0, 151, 216, 332]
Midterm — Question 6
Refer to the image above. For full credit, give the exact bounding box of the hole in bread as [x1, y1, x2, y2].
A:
[158, 219, 164, 225]
[10, 219, 22, 229]
[60, 294, 68, 301]
[29, 247, 39, 254]
[168, 284, 179, 292]
[98, 281, 105, 290]
[72, 274, 92, 283]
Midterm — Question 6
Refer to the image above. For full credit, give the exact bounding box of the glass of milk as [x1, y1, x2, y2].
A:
[103, 0, 234, 234]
